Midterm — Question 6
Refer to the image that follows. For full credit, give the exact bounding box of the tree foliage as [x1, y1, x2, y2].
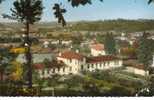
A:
[0, 48, 16, 81]
[68, 0, 103, 7]
[10, 0, 43, 24]
[0, 0, 4, 3]
[148, 0, 154, 4]
[70, 19, 154, 32]
[104, 33, 116, 55]
[137, 33, 153, 70]
[53, 3, 66, 27]
[9, 61, 23, 81]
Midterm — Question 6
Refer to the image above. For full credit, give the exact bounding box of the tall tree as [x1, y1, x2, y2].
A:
[104, 33, 116, 55]
[4, 0, 43, 88]
[137, 33, 153, 71]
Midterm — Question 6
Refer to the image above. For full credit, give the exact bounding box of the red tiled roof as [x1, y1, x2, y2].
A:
[33, 60, 65, 69]
[134, 64, 145, 70]
[33, 63, 44, 69]
[91, 43, 105, 51]
[123, 60, 145, 70]
[86, 55, 118, 63]
[58, 51, 84, 60]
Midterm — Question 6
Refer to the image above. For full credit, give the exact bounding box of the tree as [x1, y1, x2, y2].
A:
[67, 0, 103, 7]
[53, 3, 66, 27]
[0, 48, 16, 81]
[4, 0, 43, 88]
[0, 0, 4, 3]
[96, 34, 104, 43]
[9, 61, 23, 81]
[137, 33, 153, 71]
[148, 0, 154, 4]
[104, 33, 116, 55]
[43, 59, 51, 68]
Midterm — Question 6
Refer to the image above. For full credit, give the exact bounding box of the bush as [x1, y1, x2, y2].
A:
[106, 85, 134, 96]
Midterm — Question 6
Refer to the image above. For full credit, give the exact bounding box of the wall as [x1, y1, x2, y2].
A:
[38, 59, 123, 78]
[91, 49, 106, 56]
[126, 67, 149, 76]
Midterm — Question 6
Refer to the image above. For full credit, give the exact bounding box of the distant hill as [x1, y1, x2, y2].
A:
[0, 19, 154, 33]
[69, 19, 154, 33]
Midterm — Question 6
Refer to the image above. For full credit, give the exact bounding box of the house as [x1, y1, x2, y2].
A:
[51, 40, 60, 45]
[57, 51, 85, 74]
[90, 43, 106, 56]
[16, 53, 53, 63]
[34, 60, 70, 78]
[38, 50, 123, 78]
[84, 55, 123, 71]
[124, 60, 149, 76]
[152, 55, 154, 67]
[43, 41, 49, 48]
[126, 65, 149, 76]
[61, 40, 72, 46]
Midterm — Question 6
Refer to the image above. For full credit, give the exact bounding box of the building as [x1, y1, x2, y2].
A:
[124, 60, 149, 76]
[61, 40, 72, 46]
[84, 55, 123, 71]
[16, 53, 53, 63]
[152, 55, 154, 67]
[43, 41, 49, 48]
[90, 43, 106, 56]
[126, 65, 149, 76]
[57, 51, 85, 74]
[38, 50, 123, 78]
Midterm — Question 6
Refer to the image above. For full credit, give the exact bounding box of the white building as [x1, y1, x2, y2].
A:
[43, 41, 49, 48]
[16, 53, 53, 63]
[38, 51, 123, 78]
[90, 43, 106, 56]
[152, 55, 154, 67]
[61, 40, 72, 46]
[126, 65, 149, 76]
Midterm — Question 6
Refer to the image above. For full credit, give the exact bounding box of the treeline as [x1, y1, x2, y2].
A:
[0, 37, 22, 43]
[0, 37, 39, 44]
[70, 19, 154, 32]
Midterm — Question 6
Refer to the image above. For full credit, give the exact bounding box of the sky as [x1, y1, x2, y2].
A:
[0, 0, 154, 22]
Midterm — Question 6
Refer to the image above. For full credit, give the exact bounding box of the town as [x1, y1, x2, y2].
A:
[0, 20, 154, 96]
[0, 0, 154, 97]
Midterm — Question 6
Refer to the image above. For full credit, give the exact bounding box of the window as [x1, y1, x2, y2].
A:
[96, 64, 98, 69]
[87, 64, 90, 69]
[91, 64, 93, 68]
[108, 62, 110, 66]
[58, 68, 60, 72]
[69, 67, 72, 71]
[53, 69, 55, 73]
[103, 62, 105, 66]
[63, 68, 65, 72]
[115, 61, 119, 65]
[81, 65, 84, 70]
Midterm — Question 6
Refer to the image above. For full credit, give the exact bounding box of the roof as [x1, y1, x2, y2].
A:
[123, 60, 145, 70]
[86, 55, 119, 63]
[91, 43, 105, 51]
[133, 64, 145, 70]
[58, 51, 84, 60]
[33, 63, 44, 69]
[33, 60, 65, 69]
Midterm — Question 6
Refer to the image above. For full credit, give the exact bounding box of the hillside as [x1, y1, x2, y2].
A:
[70, 19, 154, 32]
[1, 19, 154, 34]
